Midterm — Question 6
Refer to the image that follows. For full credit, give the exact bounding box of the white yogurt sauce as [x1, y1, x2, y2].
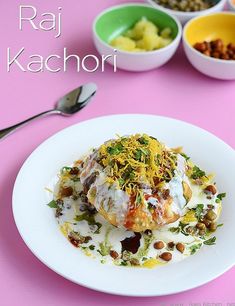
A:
[49, 153, 222, 268]
[90, 173, 129, 224]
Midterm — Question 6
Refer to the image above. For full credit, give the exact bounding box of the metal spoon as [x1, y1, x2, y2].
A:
[0, 82, 97, 140]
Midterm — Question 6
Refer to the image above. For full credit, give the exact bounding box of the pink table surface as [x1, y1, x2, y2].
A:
[1, 0, 235, 305]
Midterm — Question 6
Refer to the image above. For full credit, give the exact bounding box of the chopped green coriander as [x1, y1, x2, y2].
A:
[180, 153, 190, 161]
[194, 204, 204, 220]
[60, 166, 72, 174]
[138, 137, 149, 145]
[217, 223, 223, 228]
[107, 143, 123, 155]
[155, 154, 161, 165]
[191, 166, 206, 180]
[169, 222, 189, 236]
[140, 148, 149, 155]
[75, 212, 101, 234]
[75, 212, 93, 223]
[129, 172, 135, 180]
[94, 222, 102, 234]
[120, 261, 128, 266]
[169, 226, 180, 234]
[142, 257, 148, 261]
[118, 178, 125, 186]
[47, 200, 58, 208]
[135, 149, 142, 161]
[189, 243, 202, 255]
[217, 193, 226, 201]
[204, 236, 216, 245]
[123, 167, 135, 181]
[135, 193, 142, 205]
[89, 245, 95, 250]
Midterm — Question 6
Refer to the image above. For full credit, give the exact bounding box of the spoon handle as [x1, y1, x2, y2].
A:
[0, 109, 61, 140]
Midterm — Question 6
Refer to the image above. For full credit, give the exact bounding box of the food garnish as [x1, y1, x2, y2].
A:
[47, 134, 225, 268]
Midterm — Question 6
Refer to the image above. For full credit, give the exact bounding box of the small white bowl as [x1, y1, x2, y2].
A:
[228, 0, 235, 11]
[93, 3, 182, 72]
[183, 12, 235, 80]
[146, 0, 227, 24]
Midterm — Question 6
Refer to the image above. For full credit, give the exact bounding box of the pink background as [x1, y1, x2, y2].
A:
[0, 0, 235, 305]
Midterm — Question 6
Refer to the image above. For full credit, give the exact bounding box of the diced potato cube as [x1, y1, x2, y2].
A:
[159, 37, 172, 48]
[110, 36, 136, 51]
[136, 39, 145, 49]
[160, 27, 172, 38]
[181, 210, 197, 224]
[125, 29, 136, 39]
[144, 21, 158, 35]
[131, 18, 158, 40]
[136, 33, 161, 51]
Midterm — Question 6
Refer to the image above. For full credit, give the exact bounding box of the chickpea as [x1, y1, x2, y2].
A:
[204, 185, 217, 195]
[110, 250, 119, 259]
[194, 42, 207, 52]
[228, 43, 235, 51]
[203, 50, 211, 57]
[227, 49, 234, 58]
[176, 243, 185, 253]
[159, 252, 172, 262]
[211, 39, 223, 52]
[130, 258, 140, 266]
[211, 52, 220, 59]
[196, 222, 206, 230]
[199, 229, 206, 236]
[205, 41, 212, 52]
[209, 222, 217, 232]
[167, 241, 175, 249]
[69, 167, 79, 175]
[202, 218, 211, 228]
[60, 186, 73, 197]
[221, 53, 230, 60]
[154, 241, 164, 249]
[205, 210, 217, 221]
[187, 226, 197, 234]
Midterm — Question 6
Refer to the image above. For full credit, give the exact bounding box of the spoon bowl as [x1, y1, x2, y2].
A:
[56, 83, 97, 115]
[0, 83, 97, 140]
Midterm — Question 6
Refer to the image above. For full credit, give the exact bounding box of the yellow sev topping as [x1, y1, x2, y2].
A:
[97, 134, 177, 195]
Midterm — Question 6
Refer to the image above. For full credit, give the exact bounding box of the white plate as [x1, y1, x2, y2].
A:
[13, 114, 235, 296]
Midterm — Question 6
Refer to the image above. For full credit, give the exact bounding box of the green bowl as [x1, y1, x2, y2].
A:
[94, 4, 179, 43]
[93, 3, 182, 71]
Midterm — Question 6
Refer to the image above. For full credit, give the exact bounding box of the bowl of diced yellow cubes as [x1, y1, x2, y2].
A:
[93, 3, 182, 71]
